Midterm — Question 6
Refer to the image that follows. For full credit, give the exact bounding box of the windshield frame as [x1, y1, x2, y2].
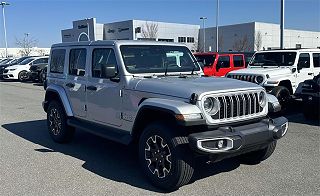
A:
[249, 51, 297, 67]
[120, 45, 201, 75]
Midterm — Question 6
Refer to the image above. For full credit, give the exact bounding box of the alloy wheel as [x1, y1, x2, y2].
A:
[49, 108, 61, 135]
[145, 135, 172, 178]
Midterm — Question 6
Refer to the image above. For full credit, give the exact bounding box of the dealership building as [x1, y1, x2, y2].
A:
[61, 18, 199, 51]
[61, 18, 320, 52]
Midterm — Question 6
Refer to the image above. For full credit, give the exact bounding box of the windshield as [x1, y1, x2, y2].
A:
[194, 54, 216, 68]
[249, 52, 296, 67]
[0, 59, 13, 64]
[20, 58, 34, 65]
[120, 45, 200, 74]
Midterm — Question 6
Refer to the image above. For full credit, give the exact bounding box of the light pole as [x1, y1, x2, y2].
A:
[280, 0, 284, 49]
[200, 17, 207, 52]
[1, 1, 9, 57]
[216, 0, 219, 52]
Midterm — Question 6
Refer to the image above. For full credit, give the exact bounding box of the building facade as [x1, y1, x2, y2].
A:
[61, 19, 320, 52]
[61, 19, 200, 51]
[199, 22, 320, 52]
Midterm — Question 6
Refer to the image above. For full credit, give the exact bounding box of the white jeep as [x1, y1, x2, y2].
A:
[227, 49, 320, 107]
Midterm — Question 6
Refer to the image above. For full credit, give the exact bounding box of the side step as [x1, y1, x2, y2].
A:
[67, 118, 132, 145]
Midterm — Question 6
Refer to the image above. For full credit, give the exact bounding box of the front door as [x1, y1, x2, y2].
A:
[215, 55, 231, 76]
[64, 47, 88, 118]
[86, 47, 122, 127]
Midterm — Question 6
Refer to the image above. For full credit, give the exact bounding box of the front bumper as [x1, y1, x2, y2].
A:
[188, 117, 288, 155]
[2, 71, 17, 79]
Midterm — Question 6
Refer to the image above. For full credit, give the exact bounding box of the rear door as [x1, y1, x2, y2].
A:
[296, 53, 314, 91]
[64, 47, 88, 118]
[86, 47, 122, 127]
[233, 55, 245, 71]
[215, 55, 231, 76]
[312, 53, 320, 76]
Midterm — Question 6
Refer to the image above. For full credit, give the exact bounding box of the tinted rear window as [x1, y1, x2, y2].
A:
[233, 55, 244, 67]
[50, 49, 65, 73]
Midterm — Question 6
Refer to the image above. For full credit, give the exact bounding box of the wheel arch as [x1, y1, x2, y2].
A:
[278, 80, 293, 94]
[131, 98, 203, 142]
[44, 85, 73, 117]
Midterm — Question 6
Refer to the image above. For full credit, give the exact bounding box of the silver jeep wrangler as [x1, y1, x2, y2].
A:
[43, 40, 288, 191]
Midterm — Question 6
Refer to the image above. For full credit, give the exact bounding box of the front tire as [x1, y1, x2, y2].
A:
[138, 122, 194, 191]
[18, 70, 29, 82]
[47, 100, 74, 143]
[238, 141, 277, 164]
[271, 86, 291, 110]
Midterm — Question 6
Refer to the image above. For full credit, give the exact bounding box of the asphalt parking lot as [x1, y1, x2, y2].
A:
[0, 81, 319, 196]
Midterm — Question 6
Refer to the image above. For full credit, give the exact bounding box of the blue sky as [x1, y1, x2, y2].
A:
[1, 0, 319, 47]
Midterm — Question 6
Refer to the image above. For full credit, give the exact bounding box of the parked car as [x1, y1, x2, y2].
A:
[297, 74, 320, 119]
[0, 56, 33, 79]
[226, 49, 320, 108]
[43, 40, 288, 191]
[194, 52, 246, 77]
[2, 56, 49, 81]
[0, 58, 15, 65]
[29, 63, 48, 82]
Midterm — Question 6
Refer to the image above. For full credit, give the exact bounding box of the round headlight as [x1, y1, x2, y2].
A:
[255, 76, 264, 84]
[203, 97, 220, 115]
[258, 91, 266, 107]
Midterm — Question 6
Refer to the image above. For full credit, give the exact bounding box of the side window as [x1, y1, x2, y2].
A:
[33, 58, 48, 65]
[216, 56, 230, 70]
[92, 48, 118, 79]
[298, 53, 310, 68]
[50, 49, 65, 73]
[69, 48, 87, 76]
[313, 53, 320, 68]
[233, 55, 244, 67]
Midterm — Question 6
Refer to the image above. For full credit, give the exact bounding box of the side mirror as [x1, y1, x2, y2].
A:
[297, 62, 305, 71]
[101, 65, 120, 82]
[291, 68, 297, 73]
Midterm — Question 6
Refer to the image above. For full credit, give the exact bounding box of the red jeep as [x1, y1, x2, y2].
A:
[194, 52, 246, 77]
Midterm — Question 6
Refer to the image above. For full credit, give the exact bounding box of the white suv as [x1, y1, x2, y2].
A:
[3, 56, 49, 81]
[227, 49, 320, 107]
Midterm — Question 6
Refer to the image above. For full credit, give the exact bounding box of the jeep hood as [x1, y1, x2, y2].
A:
[128, 76, 263, 99]
[229, 67, 292, 77]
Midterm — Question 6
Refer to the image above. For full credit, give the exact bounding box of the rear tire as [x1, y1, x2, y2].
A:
[238, 141, 277, 164]
[271, 86, 291, 110]
[138, 122, 194, 191]
[47, 100, 74, 143]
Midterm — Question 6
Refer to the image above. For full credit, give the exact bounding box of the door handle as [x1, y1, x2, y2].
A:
[86, 85, 97, 91]
[308, 73, 313, 75]
[65, 83, 75, 88]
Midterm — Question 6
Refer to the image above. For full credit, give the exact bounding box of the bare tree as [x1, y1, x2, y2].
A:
[141, 22, 158, 40]
[255, 31, 263, 51]
[232, 35, 252, 52]
[37, 48, 47, 56]
[16, 34, 38, 56]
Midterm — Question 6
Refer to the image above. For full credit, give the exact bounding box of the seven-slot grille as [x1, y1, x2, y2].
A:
[210, 92, 263, 120]
[229, 74, 257, 83]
